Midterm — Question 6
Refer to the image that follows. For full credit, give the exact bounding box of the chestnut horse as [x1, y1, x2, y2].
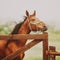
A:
[0, 11, 47, 60]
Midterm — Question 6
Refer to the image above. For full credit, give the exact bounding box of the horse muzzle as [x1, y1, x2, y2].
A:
[38, 26, 47, 32]
[41, 26, 47, 32]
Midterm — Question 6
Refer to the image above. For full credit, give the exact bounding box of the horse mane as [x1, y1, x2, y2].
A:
[11, 16, 27, 34]
[5, 16, 27, 47]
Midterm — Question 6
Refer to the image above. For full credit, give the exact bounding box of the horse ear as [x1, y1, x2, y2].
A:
[26, 10, 30, 17]
[33, 10, 36, 16]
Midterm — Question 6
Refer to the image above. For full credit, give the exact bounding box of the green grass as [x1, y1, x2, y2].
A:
[56, 57, 60, 60]
[24, 57, 60, 60]
[24, 57, 42, 60]
[48, 30, 60, 42]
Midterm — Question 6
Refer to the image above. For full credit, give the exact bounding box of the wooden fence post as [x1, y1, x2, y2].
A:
[49, 46, 56, 60]
[43, 32, 48, 60]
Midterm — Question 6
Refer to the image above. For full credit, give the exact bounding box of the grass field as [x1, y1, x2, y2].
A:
[24, 30, 60, 60]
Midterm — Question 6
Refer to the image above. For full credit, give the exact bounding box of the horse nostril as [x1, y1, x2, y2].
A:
[43, 26, 47, 31]
[44, 26, 46, 27]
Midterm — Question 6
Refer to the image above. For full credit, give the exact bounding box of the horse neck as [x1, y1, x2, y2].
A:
[18, 20, 31, 34]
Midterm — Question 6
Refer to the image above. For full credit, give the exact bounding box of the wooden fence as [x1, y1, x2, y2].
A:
[0, 32, 60, 60]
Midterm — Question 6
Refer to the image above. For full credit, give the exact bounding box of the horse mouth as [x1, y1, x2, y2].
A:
[38, 26, 47, 32]
[41, 26, 47, 32]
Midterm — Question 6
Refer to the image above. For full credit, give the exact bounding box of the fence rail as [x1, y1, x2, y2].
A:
[0, 32, 60, 60]
[0, 32, 47, 40]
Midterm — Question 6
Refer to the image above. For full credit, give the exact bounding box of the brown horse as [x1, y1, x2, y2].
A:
[0, 10, 47, 60]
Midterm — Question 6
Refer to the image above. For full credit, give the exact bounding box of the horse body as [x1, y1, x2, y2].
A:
[7, 20, 30, 60]
[0, 11, 47, 60]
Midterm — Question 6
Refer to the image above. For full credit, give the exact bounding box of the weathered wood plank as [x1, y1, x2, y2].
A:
[43, 32, 48, 60]
[0, 32, 48, 40]
[47, 50, 60, 56]
[47, 51, 60, 56]
[48, 46, 56, 60]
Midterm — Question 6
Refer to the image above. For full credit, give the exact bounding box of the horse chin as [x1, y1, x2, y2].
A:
[41, 28, 47, 32]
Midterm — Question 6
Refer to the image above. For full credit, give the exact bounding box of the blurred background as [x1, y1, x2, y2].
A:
[0, 0, 60, 60]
